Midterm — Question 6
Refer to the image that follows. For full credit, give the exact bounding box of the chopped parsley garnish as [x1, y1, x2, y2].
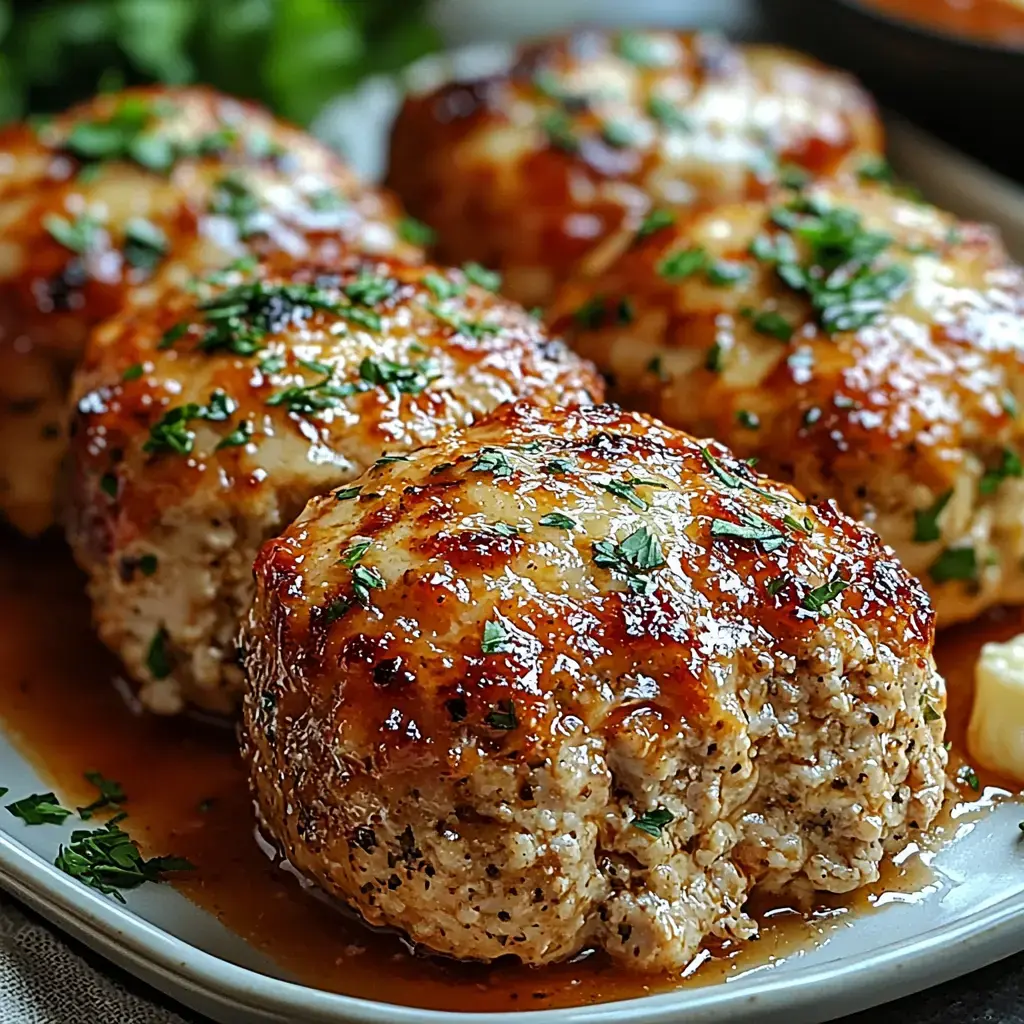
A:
[705, 342, 723, 372]
[1001, 392, 1019, 419]
[62, 98, 179, 173]
[646, 95, 692, 132]
[122, 363, 144, 382]
[541, 109, 579, 153]
[344, 271, 397, 307]
[706, 261, 750, 287]
[913, 490, 953, 543]
[749, 309, 794, 342]
[757, 197, 911, 336]
[766, 573, 791, 596]
[616, 31, 674, 67]
[573, 297, 605, 330]
[543, 458, 574, 476]
[471, 448, 514, 479]
[424, 273, 463, 302]
[710, 511, 787, 552]
[54, 817, 194, 903]
[778, 163, 812, 190]
[143, 391, 238, 455]
[398, 216, 436, 247]
[700, 446, 782, 507]
[209, 174, 264, 238]
[358, 356, 440, 398]
[44, 212, 103, 254]
[601, 119, 641, 149]
[99, 473, 118, 499]
[930, 546, 978, 583]
[736, 410, 760, 430]
[957, 764, 980, 792]
[373, 453, 410, 468]
[139, 554, 158, 576]
[482, 619, 511, 654]
[600, 476, 665, 511]
[637, 209, 677, 240]
[539, 512, 576, 530]
[593, 525, 665, 595]
[185, 279, 344, 357]
[857, 156, 895, 184]
[334, 485, 362, 501]
[921, 697, 941, 724]
[428, 303, 500, 339]
[631, 807, 674, 838]
[122, 218, 168, 272]
[308, 188, 346, 212]
[215, 421, 253, 450]
[146, 627, 172, 680]
[801, 577, 849, 612]
[340, 540, 372, 568]
[979, 449, 1023, 495]
[532, 68, 565, 99]
[6, 792, 72, 825]
[462, 262, 502, 292]
[77, 773, 125, 821]
[658, 246, 708, 282]
[258, 352, 287, 375]
[485, 700, 518, 730]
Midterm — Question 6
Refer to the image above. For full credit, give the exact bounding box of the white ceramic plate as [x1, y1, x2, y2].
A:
[5, 34, 1024, 1024]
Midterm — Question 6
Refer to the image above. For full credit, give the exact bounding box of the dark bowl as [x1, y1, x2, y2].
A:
[762, 0, 1024, 180]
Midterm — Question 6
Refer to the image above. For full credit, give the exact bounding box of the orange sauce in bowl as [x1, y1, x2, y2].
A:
[0, 534, 1015, 1011]
[859, 0, 1024, 45]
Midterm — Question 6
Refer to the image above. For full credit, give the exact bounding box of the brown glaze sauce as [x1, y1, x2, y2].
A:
[0, 535, 1014, 1012]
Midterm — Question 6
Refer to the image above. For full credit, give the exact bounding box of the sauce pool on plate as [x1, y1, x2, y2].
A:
[0, 537, 1012, 1011]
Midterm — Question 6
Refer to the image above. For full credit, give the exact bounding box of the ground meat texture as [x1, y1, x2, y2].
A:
[241, 401, 946, 972]
[549, 180, 1024, 627]
[0, 85, 417, 537]
[386, 30, 881, 308]
[65, 256, 601, 716]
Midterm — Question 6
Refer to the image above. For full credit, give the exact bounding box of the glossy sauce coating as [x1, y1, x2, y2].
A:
[244, 401, 945, 972]
[66, 255, 601, 715]
[0, 85, 415, 536]
[0, 536, 1002, 1011]
[387, 30, 882, 306]
[549, 179, 1024, 626]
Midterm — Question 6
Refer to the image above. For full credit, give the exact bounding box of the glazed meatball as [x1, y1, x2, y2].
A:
[549, 181, 1024, 626]
[66, 255, 600, 715]
[387, 30, 881, 308]
[0, 85, 416, 536]
[242, 401, 946, 971]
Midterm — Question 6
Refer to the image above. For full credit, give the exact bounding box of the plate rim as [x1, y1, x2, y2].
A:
[2, 825, 1024, 1024]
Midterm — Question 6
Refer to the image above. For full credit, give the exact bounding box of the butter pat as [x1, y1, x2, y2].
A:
[968, 634, 1024, 783]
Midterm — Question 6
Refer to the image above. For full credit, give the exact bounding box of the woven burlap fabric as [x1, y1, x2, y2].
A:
[0, 891, 188, 1024]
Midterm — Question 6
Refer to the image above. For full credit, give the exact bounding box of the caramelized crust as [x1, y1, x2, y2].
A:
[243, 401, 945, 971]
[550, 181, 1024, 625]
[0, 85, 415, 535]
[66, 255, 600, 714]
[387, 31, 881, 307]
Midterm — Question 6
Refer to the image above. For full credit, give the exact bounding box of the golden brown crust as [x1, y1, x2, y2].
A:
[0, 85, 416, 535]
[387, 31, 882, 307]
[66, 254, 601, 712]
[250, 400, 934, 768]
[548, 180, 1024, 623]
